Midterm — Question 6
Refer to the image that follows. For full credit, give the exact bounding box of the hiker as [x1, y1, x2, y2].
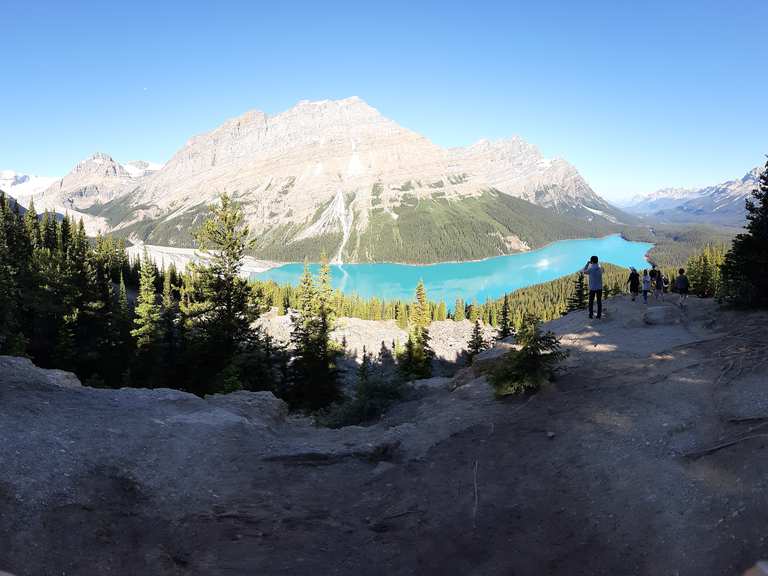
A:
[654, 268, 665, 300]
[641, 269, 651, 304]
[627, 267, 640, 301]
[583, 255, 604, 319]
[675, 268, 690, 308]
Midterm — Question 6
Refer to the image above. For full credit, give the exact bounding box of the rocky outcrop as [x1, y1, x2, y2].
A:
[2, 297, 768, 575]
[642, 304, 682, 325]
[0, 356, 82, 388]
[256, 311, 498, 370]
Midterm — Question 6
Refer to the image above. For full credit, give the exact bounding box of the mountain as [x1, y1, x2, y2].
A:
[0, 170, 57, 200]
[75, 97, 629, 263]
[37, 152, 135, 211]
[624, 187, 702, 213]
[626, 167, 761, 227]
[1, 156, 161, 235]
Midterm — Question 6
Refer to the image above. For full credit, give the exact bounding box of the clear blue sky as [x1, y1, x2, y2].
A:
[2, 0, 766, 200]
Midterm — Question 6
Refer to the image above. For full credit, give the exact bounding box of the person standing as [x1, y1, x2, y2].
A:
[654, 268, 665, 300]
[641, 269, 651, 304]
[583, 255, 604, 319]
[675, 268, 690, 308]
[627, 267, 640, 301]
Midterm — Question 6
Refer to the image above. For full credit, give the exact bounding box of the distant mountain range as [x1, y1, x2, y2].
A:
[1, 97, 634, 263]
[625, 167, 761, 227]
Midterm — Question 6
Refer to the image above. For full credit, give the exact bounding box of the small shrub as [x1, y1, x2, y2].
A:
[319, 378, 404, 429]
[318, 350, 405, 428]
[489, 315, 567, 397]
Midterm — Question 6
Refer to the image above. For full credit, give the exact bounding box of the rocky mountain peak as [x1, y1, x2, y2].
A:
[73, 152, 129, 178]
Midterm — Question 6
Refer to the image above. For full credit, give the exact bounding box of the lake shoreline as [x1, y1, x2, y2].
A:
[253, 235, 654, 307]
[252, 233, 653, 270]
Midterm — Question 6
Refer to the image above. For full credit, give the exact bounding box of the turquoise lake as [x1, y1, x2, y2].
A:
[253, 234, 653, 306]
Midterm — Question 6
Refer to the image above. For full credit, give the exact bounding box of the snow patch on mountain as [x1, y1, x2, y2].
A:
[0, 171, 57, 199]
[123, 160, 163, 178]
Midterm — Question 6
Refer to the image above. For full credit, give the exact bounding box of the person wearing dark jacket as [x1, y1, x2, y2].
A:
[627, 267, 640, 301]
[675, 268, 690, 308]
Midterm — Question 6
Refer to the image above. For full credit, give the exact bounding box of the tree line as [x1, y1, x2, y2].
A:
[1, 156, 765, 413]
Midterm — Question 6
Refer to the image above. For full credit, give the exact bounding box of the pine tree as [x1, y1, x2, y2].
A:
[436, 300, 447, 321]
[116, 273, 132, 347]
[132, 250, 162, 351]
[467, 319, 487, 363]
[489, 314, 568, 396]
[412, 280, 431, 333]
[565, 273, 588, 313]
[453, 298, 465, 321]
[59, 216, 72, 255]
[468, 299, 479, 322]
[23, 199, 41, 249]
[378, 340, 396, 376]
[497, 293, 514, 340]
[0, 204, 19, 353]
[721, 159, 768, 305]
[395, 301, 409, 329]
[398, 281, 434, 379]
[192, 193, 258, 359]
[288, 263, 341, 410]
[358, 346, 372, 385]
[158, 269, 180, 385]
[41, 211, 57, 251]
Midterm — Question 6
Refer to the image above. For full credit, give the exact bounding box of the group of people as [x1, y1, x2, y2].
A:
[582, 255, 690, 320]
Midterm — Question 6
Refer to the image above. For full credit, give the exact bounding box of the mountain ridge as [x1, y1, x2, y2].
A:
[626, 166, 761, 227]
[6, 97, 632, 262]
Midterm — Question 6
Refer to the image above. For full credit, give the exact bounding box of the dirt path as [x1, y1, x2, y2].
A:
[1, 297, 767, 575]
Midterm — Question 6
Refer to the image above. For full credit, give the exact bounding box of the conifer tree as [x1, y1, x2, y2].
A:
[497, 293, 514, 340]
[469, 299, 480, 322]
[721, 159, 768, 305]
[453, 298, 465, 321]
[41, 211, 57, 251]
[23, 199, 41, 249]
[378, 340, 396, 376]
[132, 251, 162, 351]
[436, 300, 447, 321]
[467, 319, 488, 363]
[115, 273, 132, 351]
[0, 206, 19, 352]
[565, 273, 588, 313]
[289, 262, 341, 410]
[412, 280, 431, 333]
[398, 281, 434, 379]
[193, 193, 258, 359]
[59, 216, 72, 255]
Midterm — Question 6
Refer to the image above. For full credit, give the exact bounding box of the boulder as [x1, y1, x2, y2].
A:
[206, 390, 289, 427]
[0, 356, 81, 388]
[642, 305, 682, 325]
